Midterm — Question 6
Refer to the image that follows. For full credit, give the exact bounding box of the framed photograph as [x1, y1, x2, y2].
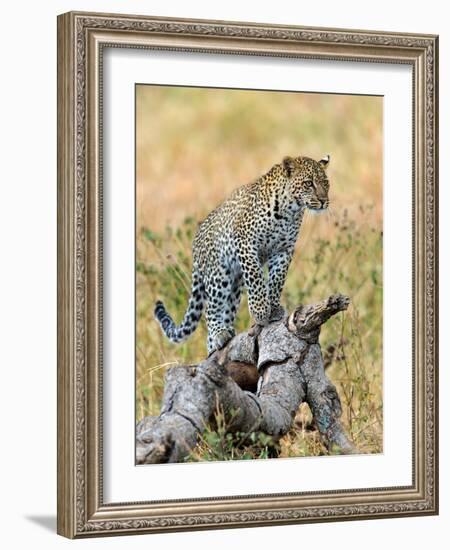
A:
[57, 11, 438, 538]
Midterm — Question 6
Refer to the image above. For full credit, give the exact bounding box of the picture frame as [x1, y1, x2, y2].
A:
[57, 11, 439, 538]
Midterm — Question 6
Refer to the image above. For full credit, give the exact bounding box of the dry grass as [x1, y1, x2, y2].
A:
[136, 85, 383, 460]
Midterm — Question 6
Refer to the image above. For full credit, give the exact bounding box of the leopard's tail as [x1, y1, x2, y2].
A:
[154, 271, 205, 343]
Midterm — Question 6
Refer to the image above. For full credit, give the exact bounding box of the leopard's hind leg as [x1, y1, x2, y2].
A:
[224, 271, 242, 330]
[205, 270, 241, 354]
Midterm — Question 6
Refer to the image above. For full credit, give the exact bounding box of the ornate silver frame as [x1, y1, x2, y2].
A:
[57, 11, 438, 538]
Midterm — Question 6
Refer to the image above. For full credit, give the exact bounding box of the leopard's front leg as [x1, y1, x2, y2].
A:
[267, 247, 294, 321]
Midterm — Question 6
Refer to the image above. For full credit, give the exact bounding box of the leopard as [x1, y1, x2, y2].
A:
[155, 154, 331, 355]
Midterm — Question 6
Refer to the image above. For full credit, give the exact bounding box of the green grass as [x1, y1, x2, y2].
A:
[136, 206, 383, 459]
[135, 85, 383, 460]
[186, 406, 279, 462]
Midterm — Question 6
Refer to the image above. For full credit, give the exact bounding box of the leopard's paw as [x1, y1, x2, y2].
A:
[209, 328, 235, 354]
[269, 304, 286, 322]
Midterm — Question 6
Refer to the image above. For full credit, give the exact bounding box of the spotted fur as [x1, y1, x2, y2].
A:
[155, 155, 331, 354]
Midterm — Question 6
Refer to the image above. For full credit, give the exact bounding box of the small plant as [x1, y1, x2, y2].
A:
[136, 206, 383, 458]
[187, 405, 279, 462]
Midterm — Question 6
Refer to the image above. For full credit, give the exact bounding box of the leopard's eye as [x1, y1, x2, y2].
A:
[303, 180, 313, 188]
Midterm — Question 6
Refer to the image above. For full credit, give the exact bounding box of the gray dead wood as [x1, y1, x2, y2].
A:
[136, 294, 355, 464]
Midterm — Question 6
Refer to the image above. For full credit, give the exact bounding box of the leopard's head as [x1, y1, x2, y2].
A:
[283, 155, 330, 212]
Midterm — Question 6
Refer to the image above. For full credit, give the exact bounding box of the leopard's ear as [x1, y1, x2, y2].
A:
[283, 156, 296, 177]
[319, 154, 330, 169]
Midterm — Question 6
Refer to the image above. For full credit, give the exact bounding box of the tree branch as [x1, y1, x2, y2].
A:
[136, 293, 354, 464]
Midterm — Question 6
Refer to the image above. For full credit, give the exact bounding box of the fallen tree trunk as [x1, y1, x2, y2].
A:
[136, 294, 355, 464]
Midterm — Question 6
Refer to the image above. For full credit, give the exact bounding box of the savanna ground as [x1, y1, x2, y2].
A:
[136, 85, 383, 461]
